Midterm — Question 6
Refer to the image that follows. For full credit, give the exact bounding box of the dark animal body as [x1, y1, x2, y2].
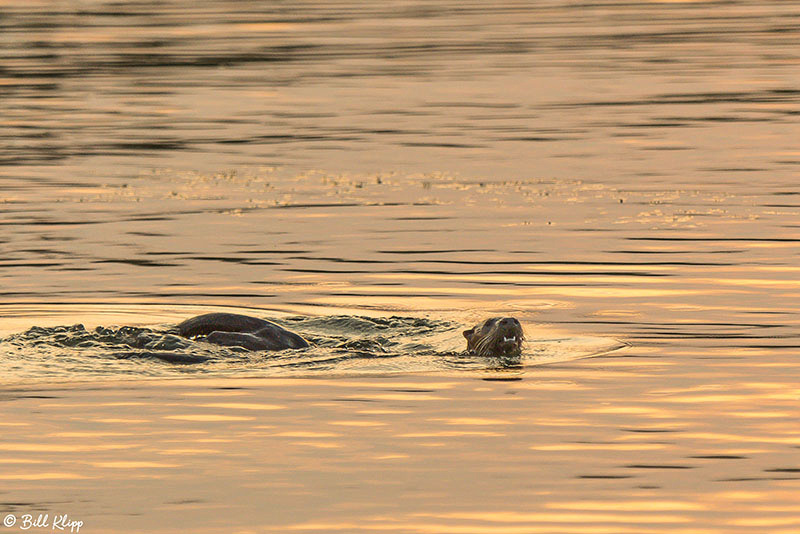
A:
[177, 312, 520, 356]
[177, 313, 309, 351]
[463, 317, 524, 357]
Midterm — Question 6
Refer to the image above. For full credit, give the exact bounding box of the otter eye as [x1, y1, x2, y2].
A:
[513, 318, 519, 324]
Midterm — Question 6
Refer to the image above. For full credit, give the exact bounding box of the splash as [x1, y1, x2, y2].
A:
[0, 314, 623, 382]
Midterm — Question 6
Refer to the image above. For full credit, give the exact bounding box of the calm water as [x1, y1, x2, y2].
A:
[2, 1, 800, 532]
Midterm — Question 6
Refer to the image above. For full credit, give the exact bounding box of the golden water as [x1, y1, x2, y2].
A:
[1, 1, 799, 532]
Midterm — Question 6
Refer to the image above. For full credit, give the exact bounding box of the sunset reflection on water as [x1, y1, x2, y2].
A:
[2, 0, 800, 532]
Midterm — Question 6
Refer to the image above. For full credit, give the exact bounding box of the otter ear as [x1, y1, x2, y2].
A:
[463, 328, 474, 340]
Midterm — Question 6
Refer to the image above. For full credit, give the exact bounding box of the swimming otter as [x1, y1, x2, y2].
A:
[177, 313, 309, 351]
[463, 317, 524, 357]
[178, 313, 522, 356]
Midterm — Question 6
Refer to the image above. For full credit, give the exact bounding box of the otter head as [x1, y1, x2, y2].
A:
[463, 317, 524, 357]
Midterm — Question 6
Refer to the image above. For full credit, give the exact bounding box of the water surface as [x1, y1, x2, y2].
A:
[1, 1, 800, 533]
